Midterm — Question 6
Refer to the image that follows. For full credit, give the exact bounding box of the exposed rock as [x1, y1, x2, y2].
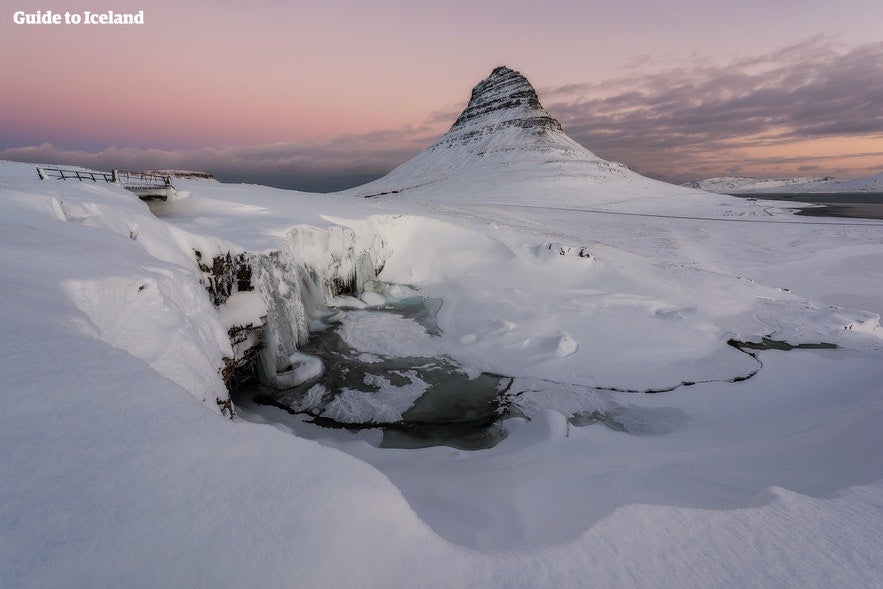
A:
[449, 66, 563, 137]
[194, 249, 264, 391]
[195, 225, 387, 393]
[535, 242, 594, 260]
[194, 250, 253, 306]
[223, 323, 264, 388]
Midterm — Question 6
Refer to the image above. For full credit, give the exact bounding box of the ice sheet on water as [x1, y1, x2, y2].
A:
[249, 294, 503, 440]
[505, 377, 688, 435]
[321, 371, 430, 424]
[337, 309, 447, 358]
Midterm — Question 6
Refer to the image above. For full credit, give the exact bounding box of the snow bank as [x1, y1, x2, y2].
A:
[4, 152, 882, 587]
[0, 161, 232, 413]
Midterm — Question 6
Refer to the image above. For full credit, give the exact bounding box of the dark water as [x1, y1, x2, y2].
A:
[235, 296, 509, 450]
[727, 337, 837, 353]
[730, 193, 883, 220]
[740, 192, 883, 204]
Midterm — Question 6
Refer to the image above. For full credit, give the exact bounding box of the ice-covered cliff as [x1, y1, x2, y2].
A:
[0, 160, 391, 413]
[247, 224, 383, 390]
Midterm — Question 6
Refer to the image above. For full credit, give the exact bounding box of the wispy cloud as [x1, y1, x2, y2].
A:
[0, 124, 445, 192]
[3, 38, 881, 187]
[540, 37, 883, 180]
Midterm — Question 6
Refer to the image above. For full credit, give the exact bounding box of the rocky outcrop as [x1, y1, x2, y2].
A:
[194, 224, 388, 393]
[194, 250, 253, 306]
[448, 66, 564, 138]
[194, 249, 264, 391]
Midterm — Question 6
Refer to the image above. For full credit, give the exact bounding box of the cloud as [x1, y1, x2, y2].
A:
[0, 125, 445, 192]
[4, 38, 881, 187]
[540, 37, 883, 180]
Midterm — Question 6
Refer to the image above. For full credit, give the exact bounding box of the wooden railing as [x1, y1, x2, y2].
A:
[37, 167, 173, 190]
[116, 170, 173, 190]
[37, 167, 116, 183]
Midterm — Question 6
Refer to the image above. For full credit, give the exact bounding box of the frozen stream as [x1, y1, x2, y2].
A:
[229, 285, 882, 551]
[234, 289, 710, 449]
[234, 291, 509, 449]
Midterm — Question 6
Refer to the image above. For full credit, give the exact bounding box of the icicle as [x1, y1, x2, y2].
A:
[249, 223, 388, 390]
[252, 251, 309, 387]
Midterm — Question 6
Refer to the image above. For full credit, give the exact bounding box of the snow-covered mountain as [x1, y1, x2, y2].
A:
[683, 176, 834, 193]
[344, 66, 692, 207]
[827, 170, 883, 192]
[686, 171, 883, 194]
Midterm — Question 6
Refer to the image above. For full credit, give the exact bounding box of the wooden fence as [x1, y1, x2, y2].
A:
[37, 166, 174, 196]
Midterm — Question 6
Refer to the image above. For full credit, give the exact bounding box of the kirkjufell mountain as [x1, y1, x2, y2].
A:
[345, 66, 688, 206]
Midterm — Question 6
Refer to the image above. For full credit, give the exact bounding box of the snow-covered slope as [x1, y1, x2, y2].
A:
[683, 176, 834, 193]
[0, 161, 236, 414]
[829, 170, 883, 192]
[3, 155, 883, 586]
[688, 171, 883, 194]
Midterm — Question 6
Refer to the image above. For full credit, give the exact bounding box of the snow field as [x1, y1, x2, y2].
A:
[3, 151, 882, 587]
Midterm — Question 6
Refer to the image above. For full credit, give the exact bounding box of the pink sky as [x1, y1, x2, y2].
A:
[2, 0, 882, 190]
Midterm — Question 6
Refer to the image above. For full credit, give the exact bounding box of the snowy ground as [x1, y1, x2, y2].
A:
[687, 171, 883, 194]
[2, 158, 882, 587]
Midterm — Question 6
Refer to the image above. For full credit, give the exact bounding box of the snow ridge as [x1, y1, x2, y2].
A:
[686, 171, 883, 194]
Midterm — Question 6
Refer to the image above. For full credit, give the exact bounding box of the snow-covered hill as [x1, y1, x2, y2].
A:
[687, 171, 883, 194]
[683, 176, 834, 193]
[830, 170, 883, 192]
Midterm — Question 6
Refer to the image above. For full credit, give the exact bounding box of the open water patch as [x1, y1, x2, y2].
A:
[730, 192, 883, 220]
[727, 337, 837, 353]
[235, 293, 509, 450]
[236, 293, 814, 449]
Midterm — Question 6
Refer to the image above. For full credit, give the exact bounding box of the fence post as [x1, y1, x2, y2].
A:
[36, 167, 45, 180]
[111, 169, 118, 183]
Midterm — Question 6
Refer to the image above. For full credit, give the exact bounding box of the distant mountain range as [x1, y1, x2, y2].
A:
[684, 172, 883, 194]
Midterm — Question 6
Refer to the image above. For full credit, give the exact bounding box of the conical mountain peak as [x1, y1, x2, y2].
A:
[448, 66, 563, 136]
[344, 65, 651, 200]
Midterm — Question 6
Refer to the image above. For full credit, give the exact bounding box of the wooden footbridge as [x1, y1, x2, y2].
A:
[36, 166, 175, 200]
